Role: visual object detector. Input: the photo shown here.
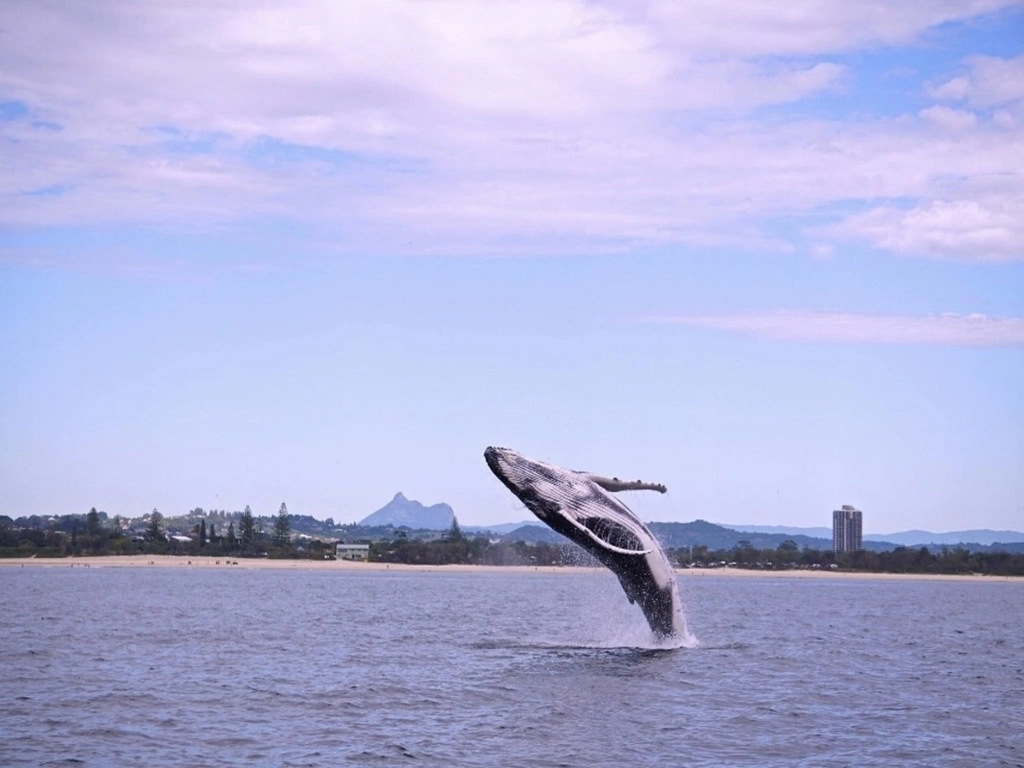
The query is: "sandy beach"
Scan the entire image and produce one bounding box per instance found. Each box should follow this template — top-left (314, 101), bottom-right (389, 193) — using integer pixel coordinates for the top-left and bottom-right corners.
top-left (0, 554), bottom-right (1019, 582)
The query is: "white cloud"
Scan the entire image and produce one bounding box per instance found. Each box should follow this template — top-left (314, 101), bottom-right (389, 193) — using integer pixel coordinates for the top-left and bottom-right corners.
top-left (919, 105), bottom-right (978, 131)
top-left (643, 0), bottom-right (1017, 57)
top-left (0, 1), bottom-right (1022, 262)
top-left (929, 76), bottom-right (972, 102)
top-left (827, 194), bottom-right (1024, 263)
top-left (929, 54), bottom-right (1024, 108)
top-left (643, 311), bottom-right (1024, 346)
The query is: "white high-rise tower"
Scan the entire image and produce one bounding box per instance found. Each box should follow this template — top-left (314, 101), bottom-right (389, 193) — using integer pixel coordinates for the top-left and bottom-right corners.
top-left (832, 505), bottom-right (863, 552)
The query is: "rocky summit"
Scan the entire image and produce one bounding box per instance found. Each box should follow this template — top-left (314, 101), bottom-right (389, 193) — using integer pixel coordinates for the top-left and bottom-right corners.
top-left (358, 492), bottom-right (455, 530)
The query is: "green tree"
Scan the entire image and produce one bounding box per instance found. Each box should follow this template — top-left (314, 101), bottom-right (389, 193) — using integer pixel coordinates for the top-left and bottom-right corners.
top-left (273, 503), bottom-right (291, 547)
top-left (199, 519), bottom-right (207, 548)
top-left (239, 506), bottom-right (256, 548)
top-left (86, 507), bottom-right (101, 538)
top-left (443, 516), bottom-right (468, 563)
top-left (147, 509), bottom-right (164, 541)
top-left (733, 540), bottom-right (757, 566)
top-left (226, 521), bottom-right (237, 547)
top-left (777, 539), bottom-right (799, 566)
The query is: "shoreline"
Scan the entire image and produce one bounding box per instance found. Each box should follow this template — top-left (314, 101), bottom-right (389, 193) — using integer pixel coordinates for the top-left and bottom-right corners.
top-left (0, 555), bottom-right (1019, 582)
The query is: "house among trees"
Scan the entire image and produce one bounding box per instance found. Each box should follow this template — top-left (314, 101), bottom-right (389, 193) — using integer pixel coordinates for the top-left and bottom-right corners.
top-left (335, 543), bottom-right (370, 561)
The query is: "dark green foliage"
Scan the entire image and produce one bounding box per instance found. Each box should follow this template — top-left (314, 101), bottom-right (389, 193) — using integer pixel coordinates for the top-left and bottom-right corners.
top-left (147, 509), bottom-right (164, 541)
top-left (648, 520), bottom-right (904, 552)
top-left (86, 507), bottom-right (101, 538)
top-left (372, 534), bottom-right (578, 567)
top-left (0, 524), bottom-right (66, 557)
top-left (666, 543), bottom-right (1024, 576)
top-left (1, 509), bottom-right (1022, 575)
top-left (239, 506), bottom-right (256, 548)
top-left (273, 503), bottom-right (291, 547)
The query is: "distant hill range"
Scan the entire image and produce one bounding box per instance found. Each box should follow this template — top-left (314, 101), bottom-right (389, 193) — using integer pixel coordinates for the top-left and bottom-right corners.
top-left (499, 524), bottom-right (566, 543)
top-left (648, 521), bottom-right (876, 551)
top-left (358, 493), bottom-right (455, 529)
top-left (723, 524), bottom-right (1024, 549)
top-left (865, 529), bottom-right (1024, 547)
top-left (463, 521), bottom-right (537, 536)
top-left (343, 498), bottom-right (1024, 553)
top-left (7, 501), bottom-right (1019, 554)
top-left (475, 519), bottom-right (1024, 553)
top-left (720, 524), bottom-right (834, 539)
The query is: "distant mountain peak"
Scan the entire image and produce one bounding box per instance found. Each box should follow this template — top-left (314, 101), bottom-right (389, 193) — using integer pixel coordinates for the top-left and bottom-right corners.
top-left (359, 493), bottom-right (454, 530)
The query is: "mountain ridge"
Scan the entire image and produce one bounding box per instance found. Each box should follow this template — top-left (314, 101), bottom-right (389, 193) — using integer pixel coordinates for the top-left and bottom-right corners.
top-left (353, 496), bottom-right (1023, 551)
top-left (492, 520), bottom-right (1024, 553)
top-left (358, 492), bottom-right (455, 529)
top-left (722, 524), bottom-right (1024, 547)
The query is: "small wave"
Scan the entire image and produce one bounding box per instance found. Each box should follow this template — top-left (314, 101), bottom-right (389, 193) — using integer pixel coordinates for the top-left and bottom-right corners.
top-left (473, 636), bottom-right (694, 654)
top-left (691, 641), bottom-right (752, 651)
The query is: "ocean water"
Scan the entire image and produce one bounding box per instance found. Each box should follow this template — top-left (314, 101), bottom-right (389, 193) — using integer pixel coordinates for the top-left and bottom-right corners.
top-left (2, 566), bottom-right (1022, 767)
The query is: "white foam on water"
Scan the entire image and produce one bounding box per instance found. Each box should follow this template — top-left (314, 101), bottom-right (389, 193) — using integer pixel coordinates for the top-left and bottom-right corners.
top-left (536, 569), bottom-right (699, 650)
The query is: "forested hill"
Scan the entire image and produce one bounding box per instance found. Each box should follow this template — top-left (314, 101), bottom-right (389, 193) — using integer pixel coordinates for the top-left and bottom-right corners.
top-left (491, 520), bottom-right (846, 550)
top-left (4, 511), bottom-right (1021, 554)
top-left (647, 521), bottom-right (866, 551)
top-left (645, 522), bottom-right (1024, 554)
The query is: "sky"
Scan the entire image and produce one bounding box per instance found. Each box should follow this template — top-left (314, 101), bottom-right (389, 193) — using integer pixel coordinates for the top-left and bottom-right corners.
top-left (1, 1), bottom-right (1022, 533)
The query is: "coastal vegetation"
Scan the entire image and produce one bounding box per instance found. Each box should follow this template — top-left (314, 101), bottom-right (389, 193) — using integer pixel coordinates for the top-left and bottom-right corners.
top-left (0, 507), bottom-right (332, 561)
top-left (2, 510), bottom-right (1023, 576)
top-left (669, 540), bottom-right (1024, 577)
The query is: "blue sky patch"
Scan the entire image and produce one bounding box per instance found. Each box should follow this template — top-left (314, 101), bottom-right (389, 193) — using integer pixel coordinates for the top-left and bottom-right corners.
top-left (0, 101), bottom-right (30, 121)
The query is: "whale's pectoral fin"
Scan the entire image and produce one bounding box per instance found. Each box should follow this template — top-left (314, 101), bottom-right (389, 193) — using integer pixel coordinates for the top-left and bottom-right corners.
top-left (562, 512), bottom-right (653, 556)
top-left (584, 474), bottom-right (667, 494)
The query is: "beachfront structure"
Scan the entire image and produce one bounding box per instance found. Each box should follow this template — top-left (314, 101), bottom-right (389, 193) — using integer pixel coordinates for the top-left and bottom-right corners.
top-left (832, 505), bottom-right (863, 552)
top-left (335, 543), bottom-right (370, 561)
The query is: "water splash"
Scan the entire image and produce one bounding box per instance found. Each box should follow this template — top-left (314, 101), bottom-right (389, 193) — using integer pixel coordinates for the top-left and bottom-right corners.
top-left (529, 568), bottom-right (698, 650)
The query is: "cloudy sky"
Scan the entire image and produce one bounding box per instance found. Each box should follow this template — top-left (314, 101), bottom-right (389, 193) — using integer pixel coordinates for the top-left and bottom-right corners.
top-left (2, 0), bottom-right (1022, 532)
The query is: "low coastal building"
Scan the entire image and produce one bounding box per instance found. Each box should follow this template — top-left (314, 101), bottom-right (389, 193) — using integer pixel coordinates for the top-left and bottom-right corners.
top-left (335, 543), bottom-right (370, 561)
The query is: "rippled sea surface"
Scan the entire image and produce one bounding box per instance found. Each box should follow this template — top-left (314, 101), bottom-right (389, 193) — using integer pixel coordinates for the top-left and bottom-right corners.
top-left (2, 566), bottom-right (1023, 767)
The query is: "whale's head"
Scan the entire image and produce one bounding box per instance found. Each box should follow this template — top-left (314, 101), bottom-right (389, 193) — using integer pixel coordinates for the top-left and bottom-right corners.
top-left (484, 446), bottom-right (570, 521)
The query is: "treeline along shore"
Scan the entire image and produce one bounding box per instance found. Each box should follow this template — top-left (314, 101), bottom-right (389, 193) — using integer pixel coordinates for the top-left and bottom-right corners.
top-left (3, 510), bottom-right (1023, 577)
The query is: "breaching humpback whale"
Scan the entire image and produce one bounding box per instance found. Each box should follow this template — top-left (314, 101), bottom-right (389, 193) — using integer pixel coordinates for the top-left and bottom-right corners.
top-left (484, 446), bottom-right (686, 639)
